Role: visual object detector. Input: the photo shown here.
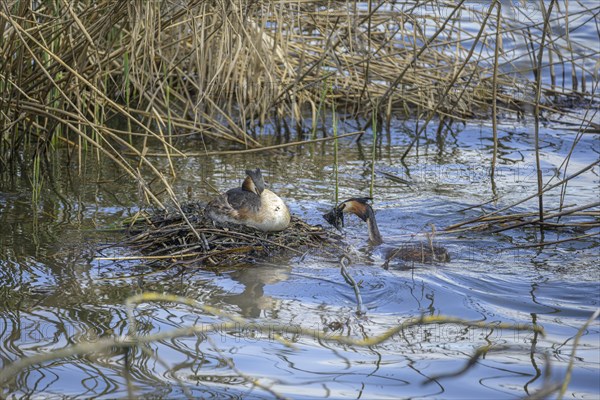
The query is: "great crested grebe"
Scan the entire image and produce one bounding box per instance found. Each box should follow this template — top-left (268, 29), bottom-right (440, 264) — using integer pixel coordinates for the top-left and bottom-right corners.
top-left (323, 197), bottom-right (449, 266)
top-left (205, 168), bottom-right (291, 232)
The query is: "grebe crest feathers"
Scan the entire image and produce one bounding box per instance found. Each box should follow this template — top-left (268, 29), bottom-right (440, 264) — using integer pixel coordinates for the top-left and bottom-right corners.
top-left (323, 197), bottom-right (449, 263)
top-left (323, 197), bottom-right (382, 245)
top-left (241, 168), bottom-right (265, 195)
top-left (206, 168), bottom-right (291, 232)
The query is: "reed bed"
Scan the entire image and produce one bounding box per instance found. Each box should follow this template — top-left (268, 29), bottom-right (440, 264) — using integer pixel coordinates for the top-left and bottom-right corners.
top-left (115, 202), bottom-right (341, 267)
top-left (2, 1), bottom-right (596, 167)
top-left (444, 159), bottom-right (600, 245)
top-left (1, 0), bottom-right (597, 233)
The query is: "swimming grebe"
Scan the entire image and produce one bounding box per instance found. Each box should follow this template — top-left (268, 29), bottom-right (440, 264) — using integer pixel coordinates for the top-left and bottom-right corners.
top-left (205, 168), bottom-right (291, 232)
top-left (323, 197), bottom-right (449, 265)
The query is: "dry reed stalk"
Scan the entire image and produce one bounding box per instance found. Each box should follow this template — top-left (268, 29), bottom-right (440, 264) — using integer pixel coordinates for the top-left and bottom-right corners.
top-left (490, 2), bottom-right (501, 183)
top-left (0, 0), bottom-right (597, 209)
top-left (532, 1), bottom-right (558, 230)
top-left (444, 159), bottom-right (599, 233)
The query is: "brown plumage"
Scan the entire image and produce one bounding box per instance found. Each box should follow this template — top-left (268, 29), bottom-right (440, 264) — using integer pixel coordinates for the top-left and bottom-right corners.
top-left (206, 168), bottom-right (291, 232)
top-left (323, 197), bottom-right (383, 245)
top-left (323, 198), bottom-right (449, 265)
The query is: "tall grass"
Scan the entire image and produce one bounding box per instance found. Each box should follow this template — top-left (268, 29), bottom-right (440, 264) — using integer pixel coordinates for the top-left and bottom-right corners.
top-left (0, 0), bottom-right (597, 206)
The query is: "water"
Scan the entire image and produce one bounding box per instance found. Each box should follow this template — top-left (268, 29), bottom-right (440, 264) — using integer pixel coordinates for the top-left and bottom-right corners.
top-left (2, 2), bottom-right (600, 398)
top-left (1, 113), bottom-right (598, 398)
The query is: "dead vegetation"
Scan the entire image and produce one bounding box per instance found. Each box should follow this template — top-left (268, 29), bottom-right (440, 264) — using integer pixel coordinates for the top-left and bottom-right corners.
top-left (109, 202), bottom-right (342, 267)
top-left (2, 1), bottom-right (597, 172)
top-left (1, 0), bottom-right (597, 234)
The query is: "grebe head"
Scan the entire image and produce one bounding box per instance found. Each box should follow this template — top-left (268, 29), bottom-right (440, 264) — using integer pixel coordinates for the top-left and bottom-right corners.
top-left (323, 197), bottom-right (383, 245)
top-left (206, 168), bottom-right (291, 232)
top-left (241, 168), bottom-right (265, 195)
top-left (324, 197), bottom-right (450, 265)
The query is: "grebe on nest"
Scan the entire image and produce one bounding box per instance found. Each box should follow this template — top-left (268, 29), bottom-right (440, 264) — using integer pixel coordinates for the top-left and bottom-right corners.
top-left (323, 197), bottom-right (449, 266)
top-left (205, 168), bottom-right (291, 232)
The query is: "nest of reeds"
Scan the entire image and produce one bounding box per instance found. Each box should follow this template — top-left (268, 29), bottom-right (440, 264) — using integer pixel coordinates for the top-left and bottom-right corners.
top-left (123, 202), bottom-right (341, 267)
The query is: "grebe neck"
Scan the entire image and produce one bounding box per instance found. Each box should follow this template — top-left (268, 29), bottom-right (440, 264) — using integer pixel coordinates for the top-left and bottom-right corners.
top-left (365, 209), bottom-right (383, 246)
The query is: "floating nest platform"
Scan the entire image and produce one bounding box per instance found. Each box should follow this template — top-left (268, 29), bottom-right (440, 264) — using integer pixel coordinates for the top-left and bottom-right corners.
top-left (123, 202), bottom-right (341, 267)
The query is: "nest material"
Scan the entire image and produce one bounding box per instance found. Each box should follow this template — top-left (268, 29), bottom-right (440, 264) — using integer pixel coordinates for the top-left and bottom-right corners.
top-left (124, 202), bottom-right (341, 267)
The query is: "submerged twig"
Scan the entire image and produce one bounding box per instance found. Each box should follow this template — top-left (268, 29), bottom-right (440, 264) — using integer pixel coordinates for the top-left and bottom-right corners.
top-left (339, 256), bottom-right (365, 315)
top-left (558, 308), bottom-right (600, 399)
top-left (0, 292), bottom-right (545, 389)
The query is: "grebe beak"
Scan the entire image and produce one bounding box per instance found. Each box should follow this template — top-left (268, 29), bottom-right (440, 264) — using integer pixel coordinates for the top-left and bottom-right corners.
top-left (323, 197), bottom-right (374, 229)
top-left (323, 197), bottom-right (383, 245)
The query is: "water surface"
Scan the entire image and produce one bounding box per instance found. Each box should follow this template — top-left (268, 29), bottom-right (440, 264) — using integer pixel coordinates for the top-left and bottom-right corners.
top-left (1, 1), bottom-right (600, 397)
top-left (1, 114), bottom-right (598, 398)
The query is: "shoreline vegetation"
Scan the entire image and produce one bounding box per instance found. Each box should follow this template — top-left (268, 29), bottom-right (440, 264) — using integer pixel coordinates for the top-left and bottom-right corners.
top-left (0, 0), bottom-right (598, 224)
top-left (1, 2), bottom-right (599, 398)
